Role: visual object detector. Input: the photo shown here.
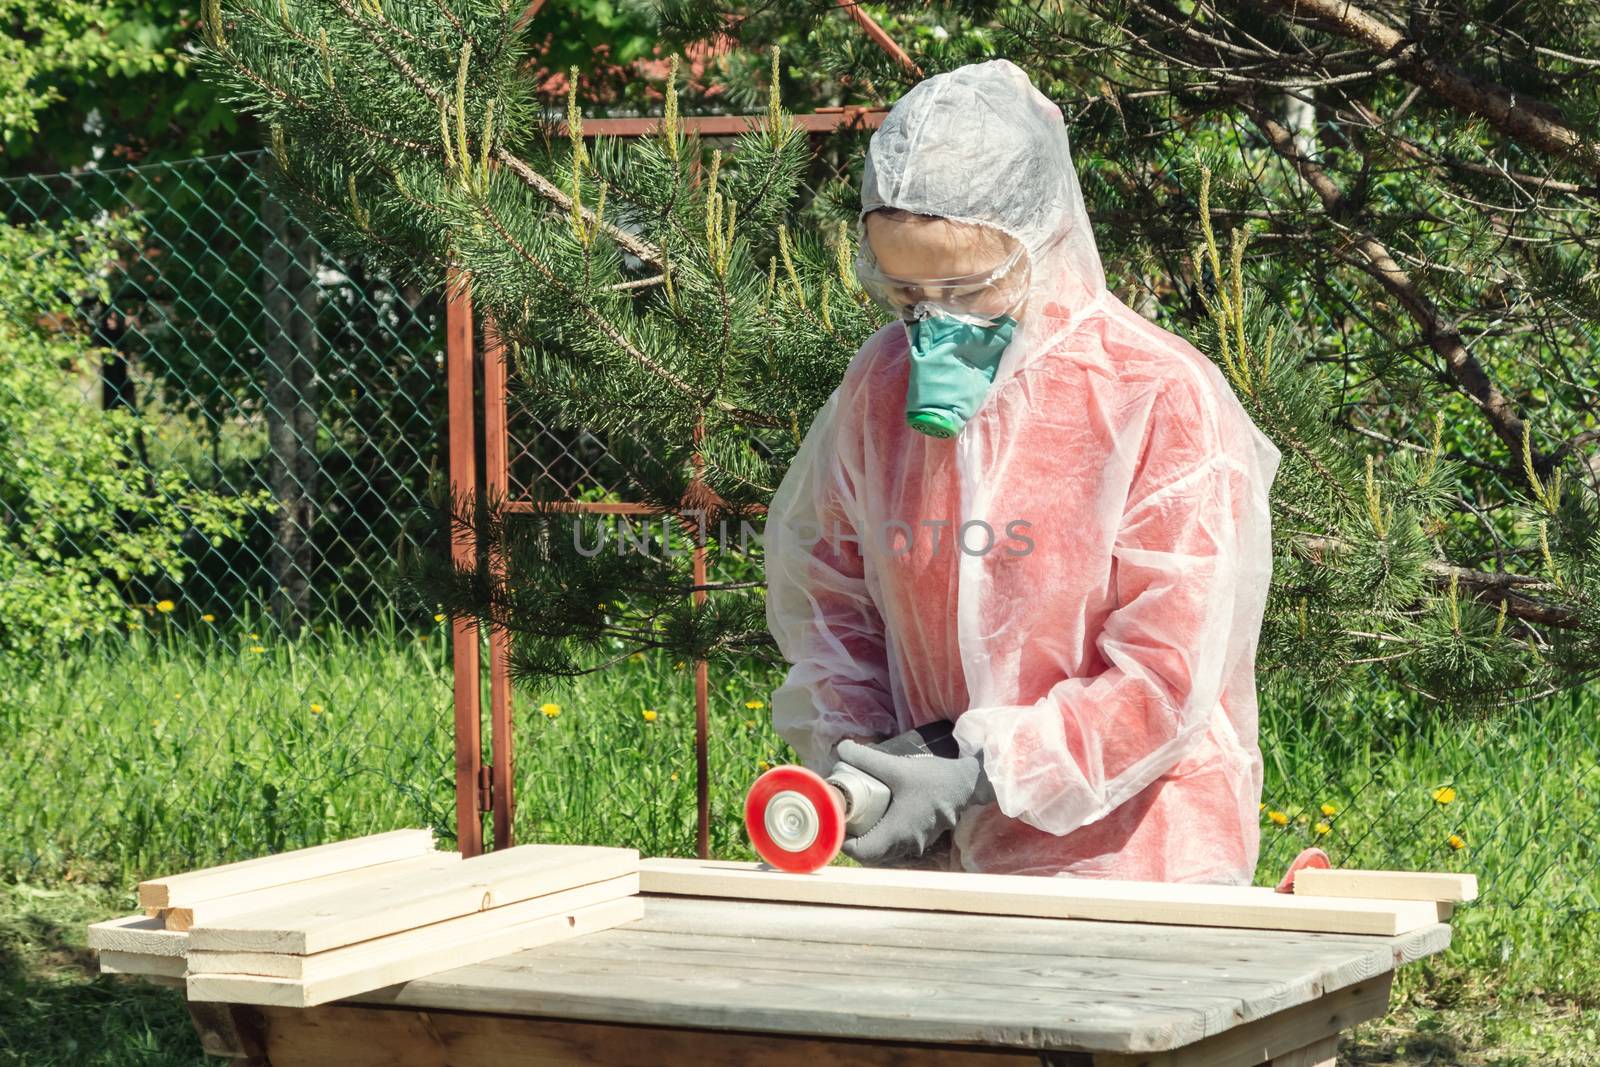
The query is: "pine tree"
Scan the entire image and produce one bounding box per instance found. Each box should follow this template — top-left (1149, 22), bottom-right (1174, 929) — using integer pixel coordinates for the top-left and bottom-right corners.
top-left (199, 5), bottom-right (885, 683)
top-left (200, 0), bottom-right (1600, 705)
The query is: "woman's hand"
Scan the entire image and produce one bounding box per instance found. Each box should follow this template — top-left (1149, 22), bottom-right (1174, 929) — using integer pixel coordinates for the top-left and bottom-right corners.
top-left (832, 740), bottom-right (985, 865)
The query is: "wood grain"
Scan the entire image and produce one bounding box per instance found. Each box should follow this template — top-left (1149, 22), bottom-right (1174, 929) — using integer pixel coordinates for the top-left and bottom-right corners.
top-left (138, 829), bottom-right (436, 909)
top-left (349, 894), bottom-right (1445, 1054)
top-left (1293, 868), bottom-right (1477, 903)
top-left (163, 852), bottom-right (463, 931)
top-left (188, 896), bottom-right (644, 1008)
top-left (1091, 977), bottom-right (1389, 1065)
top-left (188, 874), bottom-right (638, 979)
top-left (97, 949), bottom-right (186, 979)
top-left (188, 844), bottom-right (637, 954)
top-left (87, 914), bottom-right (187, 957)
top-left (639, 858), bottom-right (1439, 936)
top-left (256, 1003), bottom-right (1053, 1067)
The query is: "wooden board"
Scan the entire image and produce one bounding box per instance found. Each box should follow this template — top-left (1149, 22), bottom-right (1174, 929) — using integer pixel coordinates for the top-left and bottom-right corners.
top-left (87, 914), bottom-right (187, 957)
top-left (162, 851), bottom-right (463, 931)
top-left (187, 873), bottom-right (639, 978)
top-left (138, 829), bottom-right (437, 909)
top-left (187, 895), bottom-right (645, 1008)
top-left (98, 949), bottom-right (188, 980)
top-left (349, 894), bottom-right (1448, 1054)
top-left (189, 843), bottom-right (638, 955)
top-left (251, 1003), bottom-right (1046, 1067)
top-left (1293, 868), bottom-right (1478, 902)
top-left (1092, 978), bottom-right (1388, 1066)
top-left (638, 858), bottom-right (1439, 937)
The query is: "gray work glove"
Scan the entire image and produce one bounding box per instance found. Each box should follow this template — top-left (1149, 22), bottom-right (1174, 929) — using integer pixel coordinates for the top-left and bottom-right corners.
top-left (834, 738), bottom-right (985, 866)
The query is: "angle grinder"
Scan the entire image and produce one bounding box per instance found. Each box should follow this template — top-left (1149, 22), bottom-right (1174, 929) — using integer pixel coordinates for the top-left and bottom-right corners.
top-left (744, 720), bottom-right (960, 873)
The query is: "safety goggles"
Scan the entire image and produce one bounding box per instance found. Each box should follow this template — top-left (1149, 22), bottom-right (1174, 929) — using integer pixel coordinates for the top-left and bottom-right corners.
top-left (854, 240), bottom-right (1030, 322)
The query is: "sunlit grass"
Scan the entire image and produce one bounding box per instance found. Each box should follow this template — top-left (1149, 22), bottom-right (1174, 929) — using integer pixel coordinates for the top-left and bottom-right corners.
top-left (2, 618), bottom-right (1598, 1063)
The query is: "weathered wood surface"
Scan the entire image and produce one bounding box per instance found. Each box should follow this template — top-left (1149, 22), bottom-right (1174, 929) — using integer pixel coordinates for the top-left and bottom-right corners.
top-left (252, 1004), bottom-right (1050, 1067)
top-left (349, 894), bottom-right (1450, 1055)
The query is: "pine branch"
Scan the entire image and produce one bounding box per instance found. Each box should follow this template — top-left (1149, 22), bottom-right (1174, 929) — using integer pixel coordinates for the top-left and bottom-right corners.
top-left (1242, 0), bottom-right (1600, 180)
top-left (1241, 97), bottom-right (1540, 471)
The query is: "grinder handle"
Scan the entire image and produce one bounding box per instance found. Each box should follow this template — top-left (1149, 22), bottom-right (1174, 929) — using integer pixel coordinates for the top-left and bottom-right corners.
top-left (827, 720), bottom-right (961, 836)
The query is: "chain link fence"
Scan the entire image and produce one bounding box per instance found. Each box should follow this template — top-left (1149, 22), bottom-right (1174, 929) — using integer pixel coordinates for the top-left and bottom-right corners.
top-left (3, 145), bottom-right (1594, 974)
top-left (0, 150), bottom-right (459, 881)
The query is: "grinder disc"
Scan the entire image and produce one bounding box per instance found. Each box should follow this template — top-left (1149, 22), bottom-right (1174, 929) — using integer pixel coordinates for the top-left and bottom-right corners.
top-left (744, 764), bottom-right (845, 873)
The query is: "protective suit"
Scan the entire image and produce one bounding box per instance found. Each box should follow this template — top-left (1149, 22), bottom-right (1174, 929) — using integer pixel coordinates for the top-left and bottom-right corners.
top-left (763, 59), bottom-right (1282, 884)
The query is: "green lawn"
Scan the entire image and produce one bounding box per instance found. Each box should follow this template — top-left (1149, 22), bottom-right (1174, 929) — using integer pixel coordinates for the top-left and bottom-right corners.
top-left (2, 615), bottom-right (1597, 1065)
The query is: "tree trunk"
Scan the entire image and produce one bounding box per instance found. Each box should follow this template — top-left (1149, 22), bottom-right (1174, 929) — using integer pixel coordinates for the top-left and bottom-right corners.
top-left (261, 176), bottom-right (321, 637)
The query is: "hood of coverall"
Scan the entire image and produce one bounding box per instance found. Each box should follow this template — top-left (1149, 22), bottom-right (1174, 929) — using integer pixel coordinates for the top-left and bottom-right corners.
top-left (857, 58), bottom-right (1108, 383)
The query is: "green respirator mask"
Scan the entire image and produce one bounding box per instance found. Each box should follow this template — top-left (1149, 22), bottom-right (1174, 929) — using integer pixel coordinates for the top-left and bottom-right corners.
top-left (902, 307), bottom-right (1019, 439)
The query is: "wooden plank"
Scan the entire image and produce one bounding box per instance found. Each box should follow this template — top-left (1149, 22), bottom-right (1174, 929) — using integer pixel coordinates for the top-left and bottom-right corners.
top-left (1293, 868), bottom-right (1477, 902)
top-left (348, 894), bottom-right (1449, 1054)
top-left (98, 949), bottom-right (187, 979)
top-left (188, 895), bottom-right (644, 1008)
top-left (88, 914), bottom-right (187, 957)
top-left (1269, 1035), bottom-right (1338, 1067)
top-left (187, 1002), bottom-right (267, 1063)
top-left (188, 873), bottom-right (638, 978)
top-left (163, 852), bottom-right (463, 931)
top-left (625, 895), bottom-right (1452, 974)
top-left (138, 829), bottom-right (437, 909)
top-left (639, 858), bottom-right (1438, 936)
top-left (189, 843), bottom-right (638, 954)
top-left (1091, 975), bottom-right (1389, 1065)
top-left (255, 1003), bottom-right (1052, 1067)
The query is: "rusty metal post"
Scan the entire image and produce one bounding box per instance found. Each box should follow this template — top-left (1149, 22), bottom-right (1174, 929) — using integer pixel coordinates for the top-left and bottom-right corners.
top-left (689, 422), bottom-right (711, 860)
top-left (447, 276), bottom-right (484, 858)
top-left (482, 318), bottom-right (516, 850)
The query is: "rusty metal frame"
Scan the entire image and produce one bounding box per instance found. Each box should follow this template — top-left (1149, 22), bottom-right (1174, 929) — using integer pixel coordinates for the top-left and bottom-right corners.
top-left (450, 49), bottom-right (900, 859)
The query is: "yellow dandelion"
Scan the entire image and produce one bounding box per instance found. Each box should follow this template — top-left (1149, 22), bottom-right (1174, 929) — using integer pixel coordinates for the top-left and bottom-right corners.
top-left (1447, 833), bottom-right (1466, 851)
top-left (670, 771), bottom-right (679, 781)
top-left (744, 699), bottom-right (765, 710)
top-left (674, 660), bottom-right (686, 670)
top-left (248, 632), bottom-right (259, 639)
top-left (757, 759), bottom-right (771, 772)
top-left (642, 709), bottom-right (658, 722)
top-left (1320, 802), bottom-right (1338, 817)
top-left (310, 703), bottom-right (324, 714)
top-left (155, 599), bottom-right (175, 613)
top-left (1432, 786), bottom-right (1457, 805)
top-left (201, 613), bottom-right (215, 623)
top-left (251, 645), bottom-right (266, 654)
top-left (1267, 810), bottom-right (1289, 826)
top-left (1314, 821), bottom-right (1331, 835)
top-left (1259, 802), bottom-right (1267, 811)
top-left (434, 613), bottom-right (447, 623)
top-left (540, 702), bottom-right (561, 719)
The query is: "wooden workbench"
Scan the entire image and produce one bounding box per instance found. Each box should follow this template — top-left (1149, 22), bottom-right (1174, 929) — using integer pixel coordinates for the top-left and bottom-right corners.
top-left (186, 892), bottom-right (1451, 1067)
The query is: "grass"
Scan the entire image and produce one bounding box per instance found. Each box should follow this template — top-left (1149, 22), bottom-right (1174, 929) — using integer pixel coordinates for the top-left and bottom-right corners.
top-left (3, 612), bottom-right (1598, 1065)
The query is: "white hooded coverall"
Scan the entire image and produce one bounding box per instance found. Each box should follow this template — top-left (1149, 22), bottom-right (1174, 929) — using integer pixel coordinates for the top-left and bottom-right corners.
top-left (764, 59), bottom-right (1282, 884)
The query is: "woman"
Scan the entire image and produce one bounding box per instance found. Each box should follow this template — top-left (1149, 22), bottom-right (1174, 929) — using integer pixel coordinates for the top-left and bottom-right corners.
top-left (762, 59), bottom-right (1283, 885)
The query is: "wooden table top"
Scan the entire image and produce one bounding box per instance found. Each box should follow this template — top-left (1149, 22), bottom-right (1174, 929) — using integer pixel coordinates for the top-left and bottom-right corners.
top-left (351, 893), bottom-right (1452, 1055)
